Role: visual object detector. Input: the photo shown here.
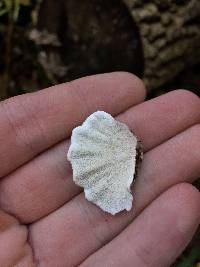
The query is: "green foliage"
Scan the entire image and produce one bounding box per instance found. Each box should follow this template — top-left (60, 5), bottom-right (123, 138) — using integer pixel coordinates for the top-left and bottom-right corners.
top-left (0, 0), bottom-right (31, 21)
top-left (175, 247), bottom-right (200, 267)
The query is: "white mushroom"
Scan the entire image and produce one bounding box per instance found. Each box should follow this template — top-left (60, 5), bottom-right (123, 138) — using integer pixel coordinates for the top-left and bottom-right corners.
top-left (67, 111), bottom-right (142, 215)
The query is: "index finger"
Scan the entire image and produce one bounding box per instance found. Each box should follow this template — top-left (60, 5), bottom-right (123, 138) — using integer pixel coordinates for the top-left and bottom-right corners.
top-left (0, 72), bottom-right (145, 177)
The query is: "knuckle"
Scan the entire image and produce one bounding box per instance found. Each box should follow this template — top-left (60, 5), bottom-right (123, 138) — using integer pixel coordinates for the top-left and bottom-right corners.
top-left (0, 97), bottom-right (23, 132)
top-left (0, 95), bottom-right (36, 152)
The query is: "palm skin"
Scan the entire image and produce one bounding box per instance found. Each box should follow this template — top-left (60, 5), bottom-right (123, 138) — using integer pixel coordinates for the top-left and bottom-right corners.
top-left (0, 72), bottom-right (199, 267)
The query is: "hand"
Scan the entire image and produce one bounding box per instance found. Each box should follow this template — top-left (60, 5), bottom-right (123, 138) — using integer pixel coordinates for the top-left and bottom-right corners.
top-left (0, 72), bottom-right (199, 267)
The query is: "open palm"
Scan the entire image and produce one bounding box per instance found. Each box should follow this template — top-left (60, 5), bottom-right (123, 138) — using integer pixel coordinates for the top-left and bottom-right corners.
top-left (0, 72), bottom-right (199, 267)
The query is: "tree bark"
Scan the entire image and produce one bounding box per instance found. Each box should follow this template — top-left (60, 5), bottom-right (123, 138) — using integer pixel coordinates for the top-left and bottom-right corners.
top-left (35, 0), bottom-right (200, 90)
top-left (123, 0), bottom-right (200, 89)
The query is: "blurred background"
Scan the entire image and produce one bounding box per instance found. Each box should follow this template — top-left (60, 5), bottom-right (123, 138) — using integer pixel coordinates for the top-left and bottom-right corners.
top-left (0, 0), bottom-right (199, 266)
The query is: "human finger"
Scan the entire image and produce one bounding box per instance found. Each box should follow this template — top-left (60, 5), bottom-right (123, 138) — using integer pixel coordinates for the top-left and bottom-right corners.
top-left (0, 72), bottom-right (145, 177)
top-left (80, 183), bottom-right (200, 267)
top-left (117, 89), bottom-right (200, 151)
top-left (133, 124), bottom-right (200, 212)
